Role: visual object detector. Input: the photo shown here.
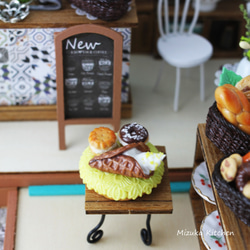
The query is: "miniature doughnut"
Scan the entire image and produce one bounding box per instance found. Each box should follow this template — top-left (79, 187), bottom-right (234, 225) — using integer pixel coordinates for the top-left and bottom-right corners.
top-left (236, 162), bottom-right (250, 196)
top-left (118, 122), bottom-right (149, 146)
top-left (88, 127), bottom-right (117, 155)
top-left (220, 157), bottom-right (238, 182)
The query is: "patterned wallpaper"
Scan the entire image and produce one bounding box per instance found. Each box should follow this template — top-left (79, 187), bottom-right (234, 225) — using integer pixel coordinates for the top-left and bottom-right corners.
top-left (0, 27), bottom-right (131, 106)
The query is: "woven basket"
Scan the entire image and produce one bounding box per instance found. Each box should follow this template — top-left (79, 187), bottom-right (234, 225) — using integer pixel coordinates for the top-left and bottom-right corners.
top-left (212, 153), bottom-right (250, 226)
top-left (69, 0), bottom-right (131, 21)
top-left (206, 102), bottom-right (250, 155)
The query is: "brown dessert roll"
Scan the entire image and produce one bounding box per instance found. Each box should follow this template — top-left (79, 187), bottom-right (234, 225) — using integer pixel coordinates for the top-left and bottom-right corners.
top-left (89, 142), bottom-right (152, 179)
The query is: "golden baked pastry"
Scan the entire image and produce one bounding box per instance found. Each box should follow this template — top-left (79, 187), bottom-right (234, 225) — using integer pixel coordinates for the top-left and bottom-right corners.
top-left (236, 75), bottom-right (250, 101)
top-left (220, 157), bottom-right (238, 182)
top-left (88, 127), bottom-right (117, 154)
top-left (215, 84), bottom-right (250, 134)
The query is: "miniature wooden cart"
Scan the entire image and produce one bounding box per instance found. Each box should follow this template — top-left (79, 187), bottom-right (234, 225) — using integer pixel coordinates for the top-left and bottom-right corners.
top-left (85, 146), bottom-right (173, 246)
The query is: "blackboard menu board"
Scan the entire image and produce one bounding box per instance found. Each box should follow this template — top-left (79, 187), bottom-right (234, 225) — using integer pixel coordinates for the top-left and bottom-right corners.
top-left (63, 33), bottom-right (114, 119)
top-left (55, 24), bottom-right (122, 150)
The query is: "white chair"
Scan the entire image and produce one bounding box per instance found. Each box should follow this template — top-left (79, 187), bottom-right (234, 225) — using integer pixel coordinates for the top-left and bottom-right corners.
top-left (154, 0), bottom-right (213, 111)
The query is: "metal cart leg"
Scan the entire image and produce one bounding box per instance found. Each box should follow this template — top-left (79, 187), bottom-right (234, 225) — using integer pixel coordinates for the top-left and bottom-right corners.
top-left (87, 214), bottom-right (152, 245)
top-left (87, 214), bottom-right (106, 243)
top-left (140, 214), bottom-right (152, 246)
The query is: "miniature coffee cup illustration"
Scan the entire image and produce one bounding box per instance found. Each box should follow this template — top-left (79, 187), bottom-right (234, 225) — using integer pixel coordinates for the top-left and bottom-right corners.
top-left (98, 58), bottom-right (112, 71)
top-left (82, 78), bottom-right (94, 89)
top-left (98, 81), bottom-right (111, 90)
top-left (98, 94), bottom-right (111, 107)
top-left (65, 78), bottom-right (78, 88)
top-left (83, 97), bottom-right (95, 107)
top-left (82, 59), bottom-right (94, 72)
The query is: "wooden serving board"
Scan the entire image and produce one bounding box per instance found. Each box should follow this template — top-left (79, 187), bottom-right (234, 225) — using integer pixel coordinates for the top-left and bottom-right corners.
top-left (85, 146), bottom-right (173, 215)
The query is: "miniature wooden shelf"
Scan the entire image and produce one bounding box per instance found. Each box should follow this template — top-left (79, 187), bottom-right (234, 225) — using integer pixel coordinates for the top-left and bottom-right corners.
top-left (0, 0), bottom-right (138, 29)
top-left (152, 0), bottom-right (244, 58)
top-left (191, 124), bottom-right (250, 250)
top-left (0, 91), bottom-right (132, 121)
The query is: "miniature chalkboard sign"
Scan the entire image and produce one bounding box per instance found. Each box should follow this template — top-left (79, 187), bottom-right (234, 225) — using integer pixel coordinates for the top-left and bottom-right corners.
top-left (55, 24), bottom-right (123, 150)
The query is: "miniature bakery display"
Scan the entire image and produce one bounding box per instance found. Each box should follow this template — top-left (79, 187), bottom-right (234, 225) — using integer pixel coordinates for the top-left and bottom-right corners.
top-left (79, 123), bottom-right (166, 201)
top-left (205, 69), bottom-right (250, 226)
top-left (220, 152), bottom-right (250, 199)
top-left (215, 83), bottom-right (250, 135)
top-left (206, 70), bottom-right (250, 155)
top-left (212, 151), bottom-right (250, 226)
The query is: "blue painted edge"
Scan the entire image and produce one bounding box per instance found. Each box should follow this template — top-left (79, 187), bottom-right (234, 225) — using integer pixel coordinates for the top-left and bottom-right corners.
top-left (29, 184), bottom-right (85, 196)
top-left (170, 181), bottom-right (191, 193)
top-left (28, 182), bottom-right (191, 196)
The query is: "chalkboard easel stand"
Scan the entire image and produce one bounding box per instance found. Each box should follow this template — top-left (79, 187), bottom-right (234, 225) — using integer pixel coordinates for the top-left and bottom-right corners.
top-left (57, 117), bottom-right (121, 150)
top-left (55, 24), bottom-right (123, 150)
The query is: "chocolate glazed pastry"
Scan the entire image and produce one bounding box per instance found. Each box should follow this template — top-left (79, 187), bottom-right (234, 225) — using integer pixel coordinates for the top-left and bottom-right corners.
top-left (89, 142), bottom-right (153, 179)
top-left (236, 162), bottom-right (250, 192)
top-left (119, 123), bottom-right (148, 144)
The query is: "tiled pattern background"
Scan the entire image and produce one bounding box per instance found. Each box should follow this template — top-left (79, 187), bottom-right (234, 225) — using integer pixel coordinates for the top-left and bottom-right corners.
top-left (0, 27), bottom-right (131, 106)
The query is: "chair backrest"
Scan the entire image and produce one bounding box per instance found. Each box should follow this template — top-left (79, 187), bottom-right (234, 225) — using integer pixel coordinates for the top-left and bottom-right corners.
top-left (157, 0), bottom-right (200, 37)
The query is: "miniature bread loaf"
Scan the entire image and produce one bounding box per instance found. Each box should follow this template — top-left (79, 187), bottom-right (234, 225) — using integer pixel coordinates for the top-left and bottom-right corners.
top-left (229, 153), bottom-right (243, 167)
top-left (215, 84), bottom-right (250, 135)
top-left (220, 157), bottom-right (238, 182)
top-left (242, 181), bottom-right (250, 199)
top-left (236, 75), bottom-right (250, 101)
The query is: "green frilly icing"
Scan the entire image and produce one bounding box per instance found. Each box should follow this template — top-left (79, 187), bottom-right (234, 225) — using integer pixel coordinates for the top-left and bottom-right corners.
top-left (79, 142), bottom-right (165, 201)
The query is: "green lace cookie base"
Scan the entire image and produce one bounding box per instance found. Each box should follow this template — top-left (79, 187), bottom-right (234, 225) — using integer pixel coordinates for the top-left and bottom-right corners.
top-left (79, 142), bottom-right (165, 201)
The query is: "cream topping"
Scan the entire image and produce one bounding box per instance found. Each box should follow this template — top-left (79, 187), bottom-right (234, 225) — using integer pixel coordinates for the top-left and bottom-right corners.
top-left (123, 148), bottom-right (165, 175)
top-left (90, 142), bottom-right (117, 155)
